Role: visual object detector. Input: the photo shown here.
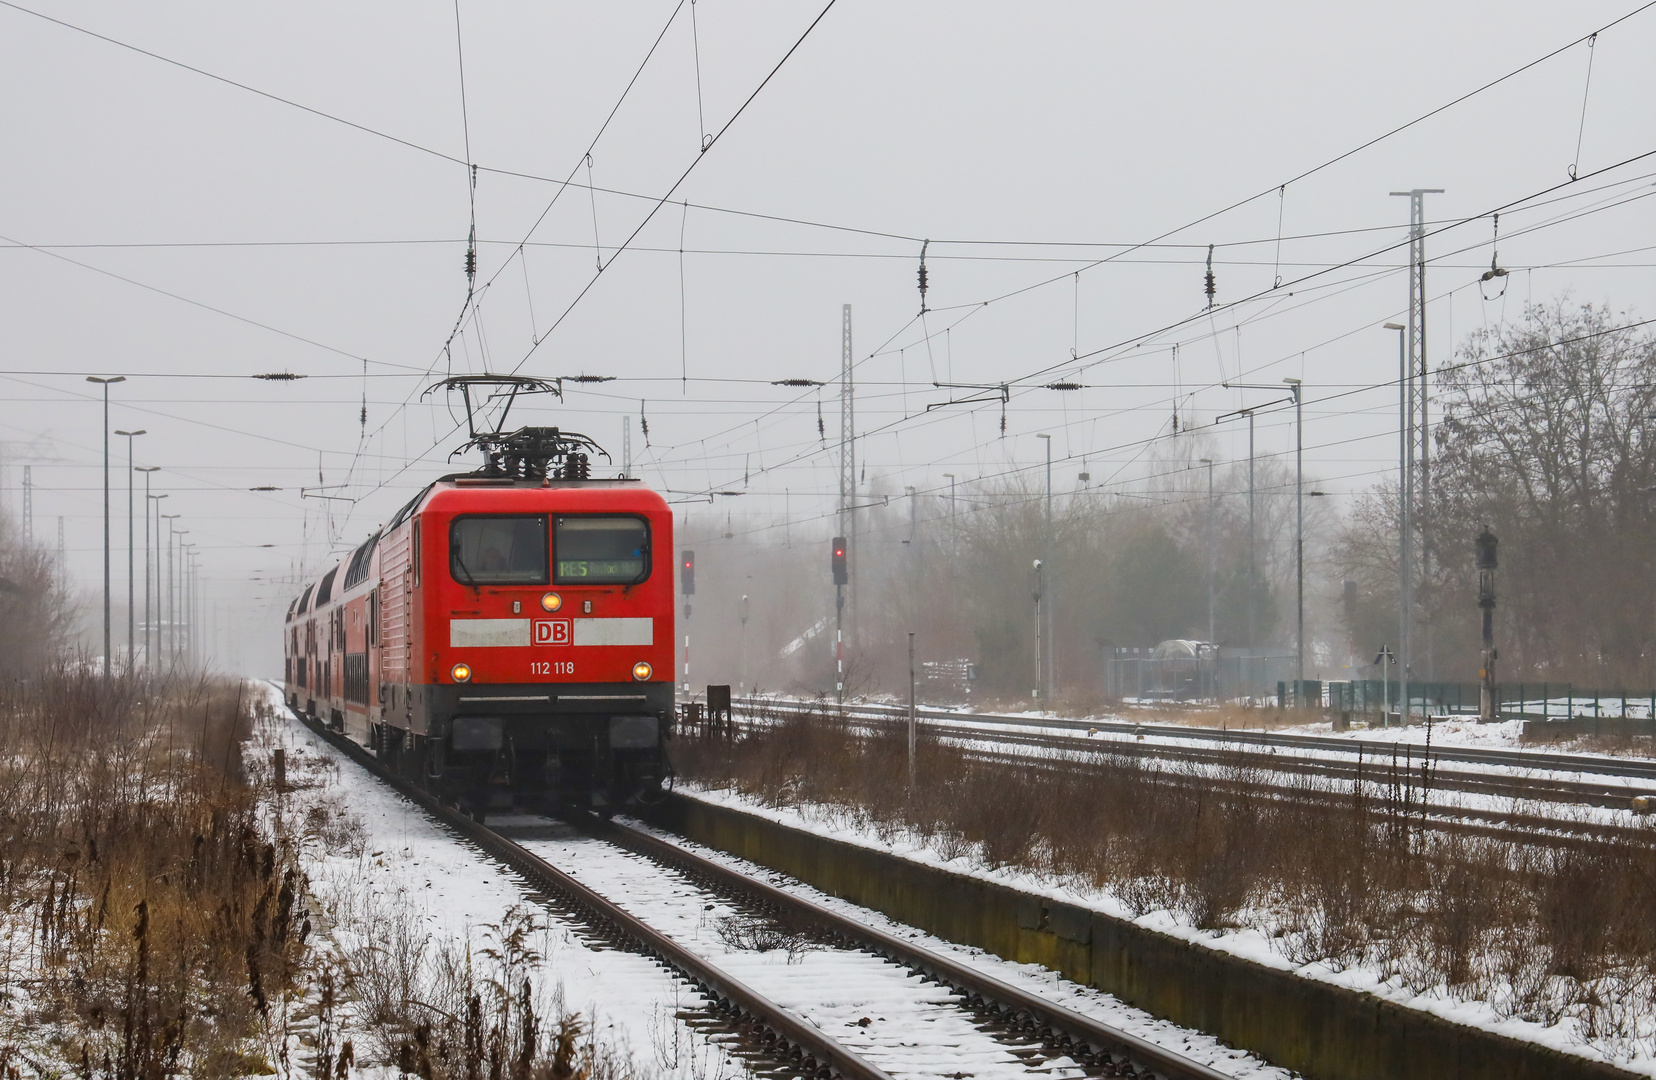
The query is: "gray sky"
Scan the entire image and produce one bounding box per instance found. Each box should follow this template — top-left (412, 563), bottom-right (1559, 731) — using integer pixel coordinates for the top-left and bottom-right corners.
top-left (3, 0), bottom-right (1654, 670)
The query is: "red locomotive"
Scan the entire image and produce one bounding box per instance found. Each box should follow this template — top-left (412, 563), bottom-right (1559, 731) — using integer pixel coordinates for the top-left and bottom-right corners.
top-left (284, 379), bottom-right (674, 814)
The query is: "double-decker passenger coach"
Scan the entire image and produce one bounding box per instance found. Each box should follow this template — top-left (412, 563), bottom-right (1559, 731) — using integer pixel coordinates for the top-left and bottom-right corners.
top-left (284, 382), bottom-right (674, 815)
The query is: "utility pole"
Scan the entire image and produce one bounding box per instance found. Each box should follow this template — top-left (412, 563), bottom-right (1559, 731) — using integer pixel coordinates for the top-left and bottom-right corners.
top-left (1037, 433), bottom-right (1053, 702)
top-left (1245, 410), bottom-right (1255, 647)
top-left (1384, 321), bottom-right (1410, 725)
top-left (1200, 457), bottom-right (1215, 648)
top-left (839, 303), bottom-right (855, 648)
top-left (1385, 322), bottom-right (1410, 725)
top-left (56, 517), bottom-right (64, 568)
top-left (1284, 378), bottom-right (1304, 685)
top-left (115, 429), bottom-right (146, 672)
top-left (87, 375), bottom-right (125, 681)
top-left (1390, 188), bottom-right (1442, 682)
top-left (20, 465), bottom-right (31, 547)
top-left (941, 473), bottom-right (957, 556)
top-left (622, 416), bottom-right (632, 478)
top-left (907, 631), bottom-right (917, 787)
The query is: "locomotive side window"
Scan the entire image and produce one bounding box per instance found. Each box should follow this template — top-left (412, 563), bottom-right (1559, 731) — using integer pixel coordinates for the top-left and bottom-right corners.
top-left (553, 515), bottom-right (649, 584)
top-left (450, 515), bottom-right (549, 585)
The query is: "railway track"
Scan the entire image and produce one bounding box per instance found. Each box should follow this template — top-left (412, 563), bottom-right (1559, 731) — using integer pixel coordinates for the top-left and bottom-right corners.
top-left (716, 698), bottom-right (1656, 852)
top-left (738, 698), bottom-right (1656, 812)
top-left (742, 697), bottom-right (1656, 787)
top-left (286, 703), bottom-right (1247, 1080)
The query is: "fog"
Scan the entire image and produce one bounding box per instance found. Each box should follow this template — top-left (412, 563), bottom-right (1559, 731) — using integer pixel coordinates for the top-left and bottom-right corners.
top-left (3, 2), bottom-right (1655, 682)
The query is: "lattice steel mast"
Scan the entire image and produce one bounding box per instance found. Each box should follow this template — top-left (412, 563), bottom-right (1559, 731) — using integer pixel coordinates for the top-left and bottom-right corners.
top-left (1390, 187), bottom-right (1441, 689)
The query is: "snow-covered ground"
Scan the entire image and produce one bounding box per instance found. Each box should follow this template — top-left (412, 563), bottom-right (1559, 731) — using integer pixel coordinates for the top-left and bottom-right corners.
top-left (267, 693), bottom-right (743, 1079)
top-left (675, 782), bottom-right (1656, 1077)
top-left (270, 690), bottom-right (1288, 1079)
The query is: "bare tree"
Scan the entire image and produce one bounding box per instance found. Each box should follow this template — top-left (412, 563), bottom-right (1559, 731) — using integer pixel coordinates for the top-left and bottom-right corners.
top-left (1340, 299), bottom-right (1656, 685)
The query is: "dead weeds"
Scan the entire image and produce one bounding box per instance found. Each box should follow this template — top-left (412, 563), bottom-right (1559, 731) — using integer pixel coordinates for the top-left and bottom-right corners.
top-left (679, 700), bottom-right (1656, 1054)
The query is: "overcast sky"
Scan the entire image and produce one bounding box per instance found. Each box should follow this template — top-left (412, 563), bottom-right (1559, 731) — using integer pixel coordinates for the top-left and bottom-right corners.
top-left (3, 0), bottom-right (1654, 670)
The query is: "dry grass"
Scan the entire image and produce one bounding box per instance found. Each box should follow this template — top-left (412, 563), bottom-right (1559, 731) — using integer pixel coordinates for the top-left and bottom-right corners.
top-left (0, 663), bottom-right (303, 1077)
top-left (1113, 700), bottom-right (1314, 731)
top-left (679, 702), bottom-right (1656, 1059)
top-left (0, 664), bottom-right (660, 1080)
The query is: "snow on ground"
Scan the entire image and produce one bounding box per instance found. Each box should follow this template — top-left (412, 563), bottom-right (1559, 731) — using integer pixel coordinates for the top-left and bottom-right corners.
top-left (674, 783), bottom-right (1656, 1077)
top-left (266, 687), bottom-right (1286, 1079)
top-left (266, 693), bottom-right (737, 1079)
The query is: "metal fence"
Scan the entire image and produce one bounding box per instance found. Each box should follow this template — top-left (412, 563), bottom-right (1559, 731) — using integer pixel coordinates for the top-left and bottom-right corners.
top-left (1281, 678), bottom-right (1656, 723)
top-left (1103, 646), bottom-right (1296, 702)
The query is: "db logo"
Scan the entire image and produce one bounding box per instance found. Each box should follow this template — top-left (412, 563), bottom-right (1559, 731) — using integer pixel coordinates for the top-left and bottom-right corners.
top-left (532, 619), bottom-right (571, 646)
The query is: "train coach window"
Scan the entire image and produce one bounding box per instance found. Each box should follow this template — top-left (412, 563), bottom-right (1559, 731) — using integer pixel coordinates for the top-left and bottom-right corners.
top-left (553, 515), bottom-right (649, 584)
top-left (450, 515), bottom-right (549, 585)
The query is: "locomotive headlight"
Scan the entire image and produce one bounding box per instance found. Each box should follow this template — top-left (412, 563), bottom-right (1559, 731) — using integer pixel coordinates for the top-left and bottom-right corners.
top-left (632, 661), bottom-right (652, 682)
top-left (540, 592), bottom-right (563, 612)
top-left (451, 662), bottom-right (472, 683)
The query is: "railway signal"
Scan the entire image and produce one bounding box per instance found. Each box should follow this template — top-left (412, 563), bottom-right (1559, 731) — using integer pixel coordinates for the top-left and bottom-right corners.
top-left (681, 550), bottom-right (696, 595)
top-left (831, 536), bottom-right (848, 585)
top-left (1477, 529), bottom-right (1499, 723)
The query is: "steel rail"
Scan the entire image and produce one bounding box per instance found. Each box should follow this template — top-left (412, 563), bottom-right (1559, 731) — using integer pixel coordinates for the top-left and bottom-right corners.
top-left (918, 719), bottom-right (1654, 813)
top-left (287, 705), bottom-right (893, 1080)
top-left (943, 745), bottom-right (1640, 853)
top-left (734, 696), bottom-right (1656, 781)
top-left (593, 815), bottom-right (1237, 1080)
top-left (711, 706), bottom-right (1656, 848)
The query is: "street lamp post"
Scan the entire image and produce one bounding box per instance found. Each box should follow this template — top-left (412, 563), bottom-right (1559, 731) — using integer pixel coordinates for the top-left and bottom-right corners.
top-left (115, 429), bottom-right (146, 671)
top-left (182, 544), bottom-right (197, 667)
top-left (161, 516), bottom-right (181, 667)
top-left (1031, 558), bottom-right (1044, 702)
top-left (142, 484), bottom-right (165, 668)
top-left (86, 375), bottom-right (125, 680)
top-left (738, 594), bottom-right (750, 692)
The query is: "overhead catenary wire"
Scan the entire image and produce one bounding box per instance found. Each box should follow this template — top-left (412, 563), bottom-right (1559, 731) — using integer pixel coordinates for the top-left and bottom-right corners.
top-left (15, 0), bottom-right (1656, 561)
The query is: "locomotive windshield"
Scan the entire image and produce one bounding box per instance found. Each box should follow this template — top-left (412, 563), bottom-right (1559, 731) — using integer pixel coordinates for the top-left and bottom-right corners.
top-left (450, 515), bottom-right (549, 585)
top-left (553, 515), bottom-right (649, 584)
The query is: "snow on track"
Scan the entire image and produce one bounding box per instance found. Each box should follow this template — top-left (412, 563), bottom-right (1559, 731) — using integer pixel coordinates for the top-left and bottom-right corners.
top-left (614, 817), bottom-right (1288, 1080)
top-left (518, 825), bottom-right (1117, 1079)
top-left (276, 703), bottom-right (705, 1073)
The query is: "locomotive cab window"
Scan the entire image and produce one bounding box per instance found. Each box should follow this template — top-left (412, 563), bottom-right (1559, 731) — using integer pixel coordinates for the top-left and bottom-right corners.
top-left (554, 515), bottom-right (649, 584)
top-left (450, 515), bottom-right (549, 585)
